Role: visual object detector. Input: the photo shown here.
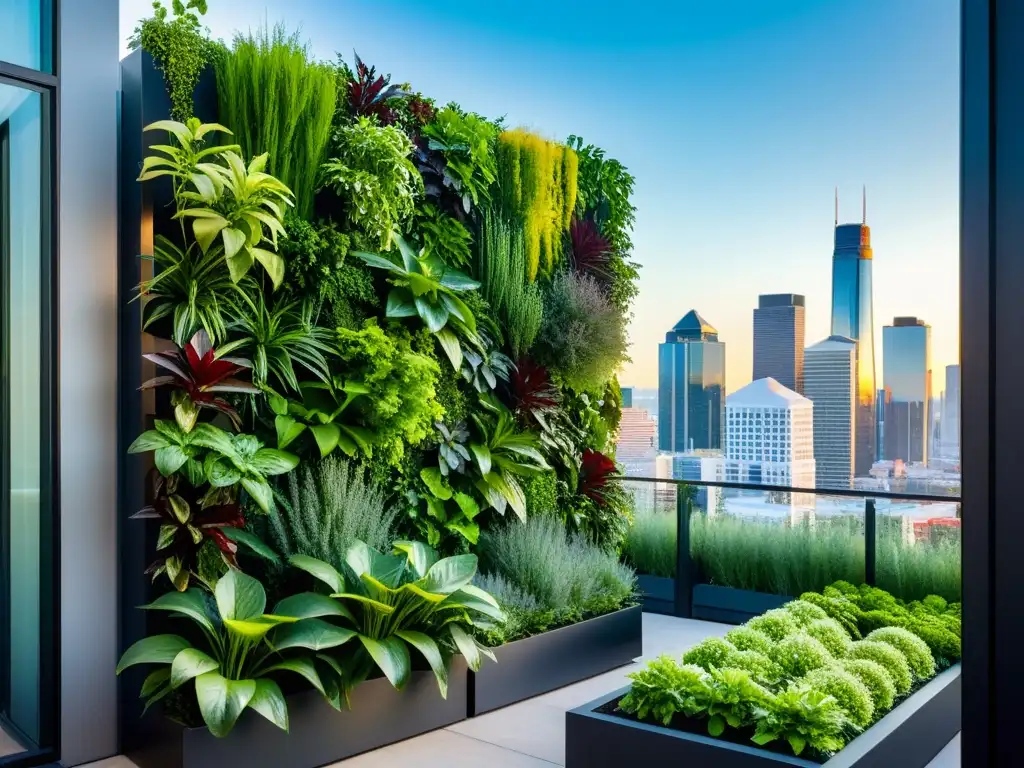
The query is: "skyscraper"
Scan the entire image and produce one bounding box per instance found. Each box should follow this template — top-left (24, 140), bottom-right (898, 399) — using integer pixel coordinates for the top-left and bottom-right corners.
top-left (804, 335), bottom-right (857, 489)
top-left (658, 310), bottom-right (726, 452)
top-left (942, 365), bottom-right (961, 460)
top-left (830, 201), bottom-right (876, 476)
top-left (753, 294), bottom-right (806, 393)
top-left (882, 317), bottom-right (932, 464)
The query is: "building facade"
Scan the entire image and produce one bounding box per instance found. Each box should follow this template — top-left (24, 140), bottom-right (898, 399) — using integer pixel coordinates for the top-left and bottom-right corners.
top-left (753, 294), bottom-right (806, 393)
top-left (616, 396), bottom-right (658, 478)
top-left (882, 317), bottom-right (933, 464)
top-left (658, 310), bottom-right (726, 452)
top-left (942, 364), bottom-right (961, 460)
top-left (655, 450), bottom-right (724, 513)
top-left (830, 221), bottom-right (876, 477)
top-left (804, 336), bottom-right (857, 489)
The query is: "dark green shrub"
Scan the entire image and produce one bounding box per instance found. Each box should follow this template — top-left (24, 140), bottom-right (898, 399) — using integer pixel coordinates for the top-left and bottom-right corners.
top-left (802, 667), bottom-right (874, 728)
top-left (725, 626), bottom-right (773, 656)
top-left (836, 658), bottom-right (896, 712)
top-left (770, 633), bottom-right (833, 678)
top-left (805, 618), bottom-right (852, 658)
top-left (747, 609), bottom-right (799, 642)
top-left (682, 637), bottom-right (735, 671)
top-left (866, 627), bottom-right (935, 680)
top-left (848, 640), bottom-right (912, 695)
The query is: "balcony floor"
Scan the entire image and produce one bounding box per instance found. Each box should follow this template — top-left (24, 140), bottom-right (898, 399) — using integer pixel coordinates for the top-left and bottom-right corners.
top-left (86, 613), bottom-right (959, 767)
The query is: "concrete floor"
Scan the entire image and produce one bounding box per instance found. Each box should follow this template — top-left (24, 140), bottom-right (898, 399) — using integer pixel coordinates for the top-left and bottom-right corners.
top-left (83, 613), bottom-right (959, 767)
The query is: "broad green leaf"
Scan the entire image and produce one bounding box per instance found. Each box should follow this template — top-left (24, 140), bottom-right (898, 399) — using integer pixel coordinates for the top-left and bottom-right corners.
top-left (274, 415), bottom-right (306, 450)
top-left (444, 584), bottom-right (504, 621)
top-left (274, 592), bottom-right (354, 622)
top-left (225, 246), bottom-right (255, 284)
top-left (195, 672), bottom-right (256, 738)
top-left (222, 227), bottom-right (246, 261)
top-left (392, 541), bottom-right (439, 580)
top-left (309, 423), bottom-right (341, 457)
top-left (221, 527), bottom-right (281, 564)
top-left (447, 520), bottom-right (480, 544)
top-left (421, 554), bottom-right (477, 594)
top-left (475, 477), bottom-right (508, 515)
top-left (267, 391), bottom-right (289, 416)
top-left (788, 735), bottom-right (807, 756)
top-left (453, 493), bottom-right (480, 521)
top-left (329, 592), bottom-right (396, 615)
top-left (215, 568), bottom-right (266, 621)
top-left (440, 292), bottom-right (476, 333)
top-left (469, 443), bottom-right (491, 475)
top-left (339, 425), bottom-right (374, 455)
top-left (191, 423), bottom-right (237, 455)
top-left (438, 269), bottom-right (481, 292)
top-left (144, 119), bottom-right (193, 144)
top-left (289, 554), bottom-right (346, 593)
top-left (395, 235), bottom-right (419, 272)
top-left (128, 429), bottom-right (171, 453)
top-left (344, 540), bottom-right (407, 588)
top-left (142, 589), bottom-right (216, 634)
top-left (359, 635), bottom-right (411, 691)
top-left (170, 648), bottom-right (219, 689)
top-left (154, 445), bottom-right (190, 476)
top-left (241, 476), bottom-right (275, 514)
top-left (205, 455), bottom-right (242, 487)
top-left (263, 657), bottom-right (325, 695)
top-left (415, 296), bottom-right (449, 333)
top-left (396, 630), bottom-right (449, 698)
top-left (140, 668), bottom-right (171, 698)
top-left (250, 448), bottom-right (299, 476)
top-left (434, 327), bottom-right (462, 370)
top-left (116, 635), bottom-right (191, 674)
top-left (249, 679), bottom-right (289, 732)
top-left (449, 624), bottom-right (481, 672)
top-left (223, 616), bottom-right (293, 640)
top-left (425, 495), bottom-right (447, 521)
top-left (252, 248), bottom-right (285, 289)
top-left (156, 524), bottom-right (178, 551)
top-left (191, 214), bottom-right (230, 254)
top-left (353, 250), bottom-right (401, 272)
top-left (272, 619), bottom-right (357, 652)
top-left (407, 271), bottom-right (439, 297)
top-left (167, 495), bottom-right (191, 525)
top-left (419, 467), bottom-right (453, 500)
top-left (707, 714), bottom-right (726, 737)
top-left (401, 582), bottom-right (447, 603)
top-left (385, 288), bottom-right (418, 318)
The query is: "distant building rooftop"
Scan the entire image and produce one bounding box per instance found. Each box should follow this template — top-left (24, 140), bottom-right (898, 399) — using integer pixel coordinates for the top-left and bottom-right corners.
top-left (727, 377), bottom-right (811, 408)
top-left (666, 310), bottom-right (719, 342)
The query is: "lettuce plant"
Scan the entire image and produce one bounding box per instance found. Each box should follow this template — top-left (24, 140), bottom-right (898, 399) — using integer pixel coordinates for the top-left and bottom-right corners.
top-left (782, 599), bottom-right (831, 628)
top-left (836, 658), bottom-right (896, 712)
top-left (847, 640), bottom-right (912, 695)
top-left (619, 657), bottom-right (711, 725)
top-left (724, 649), bottom-right (783, 687)
top-left (725, 626), bottom-right (773, 656)
top-left (117, 569), bottom-right (343, 737)
top-left (770, 633), bottom-right (833, 678)
top-left (705, 667), bottom-right (773, 736)
top-left (802, 667), bottom-right (874, 728)
top-left (805, 618), bottom-right (853, 658)
top-left (751, 684), bottom-right (854, 757)
top-left (865, 627), bottom-right (935, 680)
top-left (682, 637), bottom-right (735, 671)
top-left (747, 608), bottom-right (799, 642)
top-left (289, 540), bottom-right (502, 697)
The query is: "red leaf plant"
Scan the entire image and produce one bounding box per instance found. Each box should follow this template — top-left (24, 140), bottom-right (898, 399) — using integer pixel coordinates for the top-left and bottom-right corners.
top-left (578, 448), bottom-right (618, 504)
top-left (408, 96), bottom-right (436, 125)
top-left (349, 52), bottom-right (411, 125)
top-left (569, 217), bottom-right (612, 282)
top-left (142, 329), bottom-right (258, 430)
top-left (133, 472), bottom-right (245, 591)
top-left (509, 359), bottom-right (559, 420)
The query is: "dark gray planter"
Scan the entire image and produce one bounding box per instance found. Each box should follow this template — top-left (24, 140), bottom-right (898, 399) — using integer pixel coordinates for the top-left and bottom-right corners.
top-left (692, 584), bottom-right (792, 624)
top-left (127, 660), bottom-right (468, 768)
top-left (565, 663), bottom-right (961, 767)
top-left (637, 575), bottom-right (675, 615)
top-left (470, 605), bottom-right (643, 716)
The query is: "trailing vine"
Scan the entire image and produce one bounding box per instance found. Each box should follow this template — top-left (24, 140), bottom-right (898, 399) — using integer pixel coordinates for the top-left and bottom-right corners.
top-left (128, 1), bottom-right (221, 121)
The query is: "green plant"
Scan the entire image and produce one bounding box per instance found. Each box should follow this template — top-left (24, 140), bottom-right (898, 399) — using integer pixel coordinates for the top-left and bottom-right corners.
top-left (267, 378), bottom-right (373, 459)
top-left (798, 591), bottom-right (862, 639)
top-left (279, 217), bottom-right (350, 297)
top-left (865, 627), bottom-right (935, 680)
top-left (215, 25), bottom-right (337, 219)
top-left (747, 609), bottom-right (799, 643)
top-left (725, 626), bottom-right (773, 656)
top-left (421, 107), bottom-right (499, 212)
top-left (418, 204), bottom-right (472, 269)
top-left (836, 658), bottom-right (896, 712)
top-left (804, 619), bottom-right (852, 658)
top-left (116, 569), bottom-right (340, 737)
top-left (621, 507), bottom-right (675, 578)
top-left (322, 117), bottom-right (422, 249)
top-left (705, 667), bottom-right (773, 737)
top-left (619, 657), bottom-right (711, 725)
top-left (751, 683), bottom-right (854, 757)
top-left (724, 649), bottom-right (783, 686)
top-left (847, 640), bottom-right (912, 695)
top-left (782, 599), bottom-right (831, 628)
top-left (140, 119), bottom-right (295, 287)
top-left (770, 633), bottom-right (833, 678)
top-left (218, 293), bottom-right (334, 392)
top-left (522, 471), bottom-right (558, 517)
top-left (802, 667), bottom-right (874, 728)
top-left (472, 572), bottom-right (554, 645)
top-left (682, 637), bottom-right (735, 671)
top-left (352, 235), bottom-right (481, 371)
top-left (534, 271), bottom-right (628, 392)
top-left (129, 1), bottom-right (221, 121)
top-left (290, 540), bottom-right (502, 696)
top-left (435, 421), bottom-right (471, 476)
top-left (877, 535), bottom-right (960, 604)
top-left (268, 455), bottom-right (397, 572)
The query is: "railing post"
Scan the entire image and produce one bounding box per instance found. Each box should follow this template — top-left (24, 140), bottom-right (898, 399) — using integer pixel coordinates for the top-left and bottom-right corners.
top-left (865, 498), bottom-right (877, 586)
top-left (675, 486), bottom-right (693, 618)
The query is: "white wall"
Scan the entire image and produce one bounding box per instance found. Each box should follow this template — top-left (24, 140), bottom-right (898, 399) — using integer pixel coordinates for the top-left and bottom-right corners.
top-left (59, 0), bottom-right (120, 763)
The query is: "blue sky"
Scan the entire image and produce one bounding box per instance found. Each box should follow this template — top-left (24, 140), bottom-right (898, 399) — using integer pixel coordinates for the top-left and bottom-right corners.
top-left (120, 0), bottom-right (960, 393)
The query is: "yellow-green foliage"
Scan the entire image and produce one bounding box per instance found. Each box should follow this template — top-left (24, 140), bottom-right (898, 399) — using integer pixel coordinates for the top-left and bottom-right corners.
top-left (495, 130), bottom-right (578, 280)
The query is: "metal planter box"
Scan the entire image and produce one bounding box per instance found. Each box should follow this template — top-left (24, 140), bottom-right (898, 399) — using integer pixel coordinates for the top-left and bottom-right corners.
top-left (565, 663), bottom-right (960, 768)
top-left (126, 660), bottom-right (468, 768)
top-left (637, 574), bottom-right (675, 614)
top-left (469, 605), bottom-right (643, 716)
top-left (693, 584), bottom-right (792, 624)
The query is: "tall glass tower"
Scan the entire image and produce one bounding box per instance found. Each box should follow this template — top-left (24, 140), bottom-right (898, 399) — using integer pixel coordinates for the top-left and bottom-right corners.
top-left (882, 317), bottom-right (932, 464)
top-left (658, 311), bottom-right (726, 452)
top-left (830, 216), bottom-right (876, 477)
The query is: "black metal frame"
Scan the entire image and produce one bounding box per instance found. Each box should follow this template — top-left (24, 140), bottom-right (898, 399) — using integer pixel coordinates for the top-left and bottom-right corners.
top-left (0, 0), bottom-right (61, 765)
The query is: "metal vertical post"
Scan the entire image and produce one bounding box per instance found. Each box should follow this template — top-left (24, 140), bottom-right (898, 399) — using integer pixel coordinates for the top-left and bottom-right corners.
top-left (864, 498), bottom-right (877, 586)
top-left (674, 485), bottom-right (693, 618)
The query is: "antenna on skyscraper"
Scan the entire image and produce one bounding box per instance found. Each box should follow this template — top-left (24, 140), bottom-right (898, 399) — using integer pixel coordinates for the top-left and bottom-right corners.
top-left (862, 185), bottom-right (867, 224)
top-left (835, 187), bottom-right (838, 227)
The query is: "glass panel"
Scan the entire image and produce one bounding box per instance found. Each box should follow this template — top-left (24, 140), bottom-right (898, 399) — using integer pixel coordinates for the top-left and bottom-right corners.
top-left (0, 0), bottom-right (52, 73)
top-left (1, 81), bottom-right (43, 755)
top-left (876, 497), bottom-right (961, 604)
top-left (622, 479), bottom-right (678, 580)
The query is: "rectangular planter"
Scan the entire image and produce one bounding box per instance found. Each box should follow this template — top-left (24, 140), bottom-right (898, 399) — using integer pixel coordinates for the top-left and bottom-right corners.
top-left (469, 605), bottom-right (643, 716)
top-left (565, 663), bottom-right (961, 767)
top-left (127, 659), bottom-right (468, 768)
top-left (637, 574), bottom-right (675, 615)
top-left (692, 584), bottom-right (792, 624)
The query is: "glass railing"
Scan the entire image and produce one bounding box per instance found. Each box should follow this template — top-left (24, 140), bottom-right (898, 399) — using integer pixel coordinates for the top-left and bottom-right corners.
top-left (619, 477), bottom-right (961, 619)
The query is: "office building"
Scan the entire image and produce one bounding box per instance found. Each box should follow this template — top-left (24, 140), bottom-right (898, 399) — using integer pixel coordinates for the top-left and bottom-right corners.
top-left (876, 387), bottom-right (890, 460)
top-left (656, 450), bottom-right (724, 513)
top-left (616, 396), bottom-right (658, 477)
top-left (804, 335), bottom-right (857, 489)
top-left (658, 310), bottom-right (726, 452)
top-left (753, 294), bottom-right (806, 393)
top-left (882, 317), bottom-right (932, 464)
top-left (830, 204), bottom-right (876, 476)
top-left (942, 365), bottom-right (961, 460)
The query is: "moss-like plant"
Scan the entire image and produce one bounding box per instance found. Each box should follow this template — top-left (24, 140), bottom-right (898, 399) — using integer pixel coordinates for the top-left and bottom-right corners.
top-left (865, 627), bottom-right (935, 680)
top-left (725, 626), bottom-right (774, 656)
top-left (682, 637), bottom-right (735, 671)
top-left (802, 667), bottom-right (874, 729)
top-left (783, 599), bottom-right (830, 628)
top-left (847, 640), bottom-right (912, 695)
top-left (798, 591), bottom-right (862, 639)
top-left (836, 658), bottom-right (896, 712)
top-left (805, 618), bottom-right (852, 658)
top-left (724, 649), bottom-right (782, 686)
top-left (747, 608), bottom-right (799, 643)
top-left (770, 633), bottom-right (833, 679)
